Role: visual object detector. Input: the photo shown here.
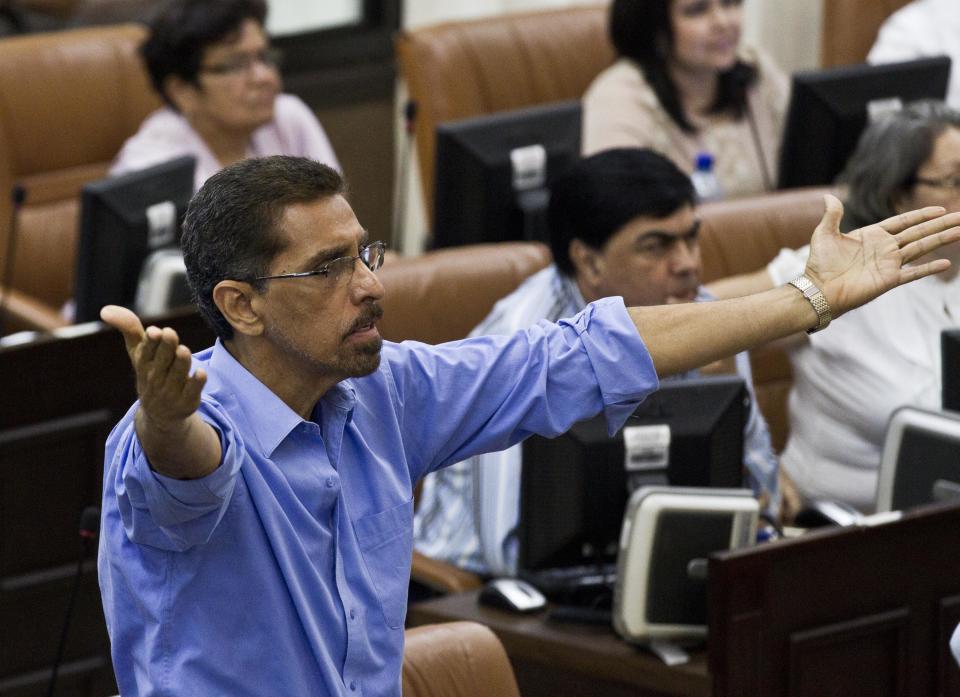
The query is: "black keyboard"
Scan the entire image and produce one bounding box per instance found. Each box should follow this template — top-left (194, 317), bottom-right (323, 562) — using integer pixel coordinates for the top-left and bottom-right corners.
top-left (522, 563), bottom-right (618, 600)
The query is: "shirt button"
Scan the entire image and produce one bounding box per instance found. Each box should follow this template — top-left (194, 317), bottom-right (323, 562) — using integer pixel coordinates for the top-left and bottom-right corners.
top-left (349, 681), bottom-right (357, 691)
top-left (349, 608), bottom-right (356, 620)
top-left (326, 477), bottom-right (335, 488)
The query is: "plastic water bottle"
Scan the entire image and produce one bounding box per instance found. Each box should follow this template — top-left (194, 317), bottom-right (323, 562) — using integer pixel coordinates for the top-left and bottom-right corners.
top-left (690, 152), bottom-right (724, 203)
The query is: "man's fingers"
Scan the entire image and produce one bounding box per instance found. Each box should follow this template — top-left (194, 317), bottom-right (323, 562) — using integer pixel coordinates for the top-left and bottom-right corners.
top-left (181, 368), bottom-right (207, 406)
top-left (100, 305), bottom-right (146, 353)
top-left (899, 225), bottom-right (960, 264)
top-left (145, 327), bottom-right (182, 384)
top-left (814, 194), bottom-right (844, 235)
top-left (166, 344), bottom-right (193, 386)
top-left (875, 205), bottom-right (947, 235)
top-left (894, 211), bottom-right (960, 248)
top-left (899, 258), bottom-right (952, 285)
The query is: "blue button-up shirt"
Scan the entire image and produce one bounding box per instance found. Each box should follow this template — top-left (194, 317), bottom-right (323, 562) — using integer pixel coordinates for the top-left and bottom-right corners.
top-left (98, 298), bottom-right (657, 697)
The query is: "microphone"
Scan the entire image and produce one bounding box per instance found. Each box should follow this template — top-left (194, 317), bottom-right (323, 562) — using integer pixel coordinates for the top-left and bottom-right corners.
top-left (0, 184), bottom-right (27, 337)
top-left (46, 506), bottom-right (100, 697)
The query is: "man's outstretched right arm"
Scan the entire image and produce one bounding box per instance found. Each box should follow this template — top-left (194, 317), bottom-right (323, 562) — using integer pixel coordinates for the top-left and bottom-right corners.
top-left (101, 305), bottom-right (221, 480)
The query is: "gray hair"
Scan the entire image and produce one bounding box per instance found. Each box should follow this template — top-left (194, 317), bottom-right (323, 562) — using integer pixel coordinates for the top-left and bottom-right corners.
top-left (840, 100), bottom-right (960, 230)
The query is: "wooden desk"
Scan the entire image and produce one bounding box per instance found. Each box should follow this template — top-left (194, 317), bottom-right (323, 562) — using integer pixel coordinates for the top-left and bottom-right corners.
top-left (407, 591), bottom-right (710, 697)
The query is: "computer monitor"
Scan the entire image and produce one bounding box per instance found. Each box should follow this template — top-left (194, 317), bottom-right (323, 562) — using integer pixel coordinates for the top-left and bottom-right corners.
top-left (73, 155), bottom-right (196, 323)
top-left (517, 375), bottom-right (747, 577)
top-left (875, 406), bottom-right (960, 512)
top-left (778, 57), bottom-right (951, 189)
top-left (432, 100), bottom-right (581, 248)
top-left (942, 328), bottom-right (960, 412)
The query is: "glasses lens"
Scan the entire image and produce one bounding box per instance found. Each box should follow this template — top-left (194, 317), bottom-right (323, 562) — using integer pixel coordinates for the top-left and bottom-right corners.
top-left (263, 48), bottom-right (283, 69)
top-left (362, 242), bottom-right (385, 272)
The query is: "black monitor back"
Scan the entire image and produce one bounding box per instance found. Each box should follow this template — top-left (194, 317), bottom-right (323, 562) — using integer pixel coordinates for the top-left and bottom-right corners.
top-left (432, 101), bottom-right (581, 248)
top-left (778, 57), bottom-right (951, 189)
top-left (74, 155), bottom-right (196, 323)
top-left (518, 375), bottom-right (746, 574)
top-left (943, 328), bottom-right (960, 412)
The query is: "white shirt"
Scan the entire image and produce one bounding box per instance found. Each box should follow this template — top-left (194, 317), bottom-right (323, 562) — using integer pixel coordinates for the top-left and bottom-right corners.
top-left (110, 93), bottom-right (339, 190)
top-left (867, 0), bottom-right (960, 110)
top-left (781, 272), bottom-right (960, 511)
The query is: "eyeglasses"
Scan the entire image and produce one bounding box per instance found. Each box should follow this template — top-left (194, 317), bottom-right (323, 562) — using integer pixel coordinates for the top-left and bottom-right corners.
top-left (914, 175), bottom-right (960, 190)
top-left (253, 241), bottom-right (386, 286)
top-left (200, 47), bottom-right (283, 77)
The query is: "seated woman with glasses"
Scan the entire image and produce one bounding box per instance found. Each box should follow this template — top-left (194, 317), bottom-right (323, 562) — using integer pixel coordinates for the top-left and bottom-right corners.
top-left (110, 0), bottom-right (338, 190)
top-left (712, 100), bottom-right (960, 514)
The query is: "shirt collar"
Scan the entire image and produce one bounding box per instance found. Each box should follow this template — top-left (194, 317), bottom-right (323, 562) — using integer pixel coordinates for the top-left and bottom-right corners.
top-left (207, 340), bottom-right (357, 457)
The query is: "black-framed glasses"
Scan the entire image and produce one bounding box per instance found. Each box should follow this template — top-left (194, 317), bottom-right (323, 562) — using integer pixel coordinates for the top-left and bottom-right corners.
top-left (253, 241), bottom-right (386, 286)
top-left (200, 47), bottom-right (284, 77)
top-left (914, 175), bottom-right (960, 190)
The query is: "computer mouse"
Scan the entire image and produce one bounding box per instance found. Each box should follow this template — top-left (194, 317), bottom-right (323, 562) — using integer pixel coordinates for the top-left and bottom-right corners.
top-left (478, 578), bottom-right (547, 613)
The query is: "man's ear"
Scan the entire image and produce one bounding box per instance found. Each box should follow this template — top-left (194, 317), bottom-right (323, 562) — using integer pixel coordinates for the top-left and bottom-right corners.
top-left (213, 280), bottom-right (265, 337)
top-left (164, 75), bottom-right (200, 117)
top-left (568, 239), bottom-right (603, 287)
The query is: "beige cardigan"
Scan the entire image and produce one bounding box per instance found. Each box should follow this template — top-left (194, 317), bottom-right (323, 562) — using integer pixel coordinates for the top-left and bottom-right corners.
top-left (582, 48), bottom-right (790, 198)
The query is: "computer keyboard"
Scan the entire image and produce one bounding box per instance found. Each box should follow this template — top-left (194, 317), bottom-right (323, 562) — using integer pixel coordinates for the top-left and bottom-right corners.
top-left (522, 563), bottom-right (618, 600)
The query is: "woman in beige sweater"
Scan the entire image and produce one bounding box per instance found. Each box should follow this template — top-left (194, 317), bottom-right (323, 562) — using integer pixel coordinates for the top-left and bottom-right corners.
top-left (583, 0), bottom-right (789, 198)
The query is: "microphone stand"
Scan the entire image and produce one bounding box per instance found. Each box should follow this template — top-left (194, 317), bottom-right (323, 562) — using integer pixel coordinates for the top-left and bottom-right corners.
top-left (46, 506), bottom-right (100, 697)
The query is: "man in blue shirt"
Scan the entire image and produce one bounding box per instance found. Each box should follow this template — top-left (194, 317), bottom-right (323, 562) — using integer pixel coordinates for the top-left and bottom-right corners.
top-left (98, 155), bottom-right (960, 696)
top-left (414, 148), bottom-right (780, 577)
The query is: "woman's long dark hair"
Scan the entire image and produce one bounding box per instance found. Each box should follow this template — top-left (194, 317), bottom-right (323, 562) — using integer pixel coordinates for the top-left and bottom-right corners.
top-left (609, 0), bottom-right (756, 133)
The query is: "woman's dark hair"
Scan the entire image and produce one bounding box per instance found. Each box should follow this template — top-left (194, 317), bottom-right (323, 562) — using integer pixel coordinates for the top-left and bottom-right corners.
top-left (181, 156), bottom-right (347, 340)
top-left (140, 0), bottom-right (268, 107)
top-left (609, 0), bottom-right (756, 133)
top-left (547, 148), bottom-right (696, 275)
top-left (839, 100), bottom-right (960, 231)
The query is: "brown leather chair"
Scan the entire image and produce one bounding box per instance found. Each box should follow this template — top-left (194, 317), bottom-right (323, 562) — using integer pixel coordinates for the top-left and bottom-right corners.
top-left (820, 0), bottom-right (911, 67)
top-left (0, 23), bottom-right (160, 333)
top-left (395, 5), bottom-right (614, 220)
top-left (402, 622), bottom-right (521, 697)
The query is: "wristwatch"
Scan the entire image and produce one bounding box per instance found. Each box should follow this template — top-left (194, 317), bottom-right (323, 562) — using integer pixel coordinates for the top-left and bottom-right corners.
top-left (787, 274), bottom-right (832, 334)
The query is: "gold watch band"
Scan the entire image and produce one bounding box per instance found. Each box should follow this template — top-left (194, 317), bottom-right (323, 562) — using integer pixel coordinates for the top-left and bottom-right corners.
top-left (788, 274), bottom-right (832, 334)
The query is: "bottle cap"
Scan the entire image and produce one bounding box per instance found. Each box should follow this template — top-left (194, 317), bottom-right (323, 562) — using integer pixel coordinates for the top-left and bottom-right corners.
top-left (695, 152), bottom-right (714, 171)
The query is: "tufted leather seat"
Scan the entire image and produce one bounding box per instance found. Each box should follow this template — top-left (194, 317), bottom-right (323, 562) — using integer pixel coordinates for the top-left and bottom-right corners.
top-left (396, 5), bottom-right (614, 219)
top-left (0, 23), bottom-right (160, 333)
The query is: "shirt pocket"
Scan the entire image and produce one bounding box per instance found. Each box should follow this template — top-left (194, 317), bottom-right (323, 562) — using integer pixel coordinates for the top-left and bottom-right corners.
top-left (354, 497), bottom-right (414, 629)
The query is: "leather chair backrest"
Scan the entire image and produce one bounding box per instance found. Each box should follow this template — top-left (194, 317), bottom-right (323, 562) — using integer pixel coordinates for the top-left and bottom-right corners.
top-left (699, 187), bottom-right (830, 451)
top-left (0, 23), bottom-right (159, 309)
top-left (402, 622), bottom-right (521, 697)
top-left (377, 242), bottom-right (551, 345)
top-left (820, 0), bottom-right (911, 67)
top-left (396, 5), bottom-right (614, 219)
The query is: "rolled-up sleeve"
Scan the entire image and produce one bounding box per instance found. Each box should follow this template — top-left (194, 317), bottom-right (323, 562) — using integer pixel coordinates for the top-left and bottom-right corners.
top-left (387, 297), bottom-right (658, 479)
top-left (107, 399), bottom-right (244, 551)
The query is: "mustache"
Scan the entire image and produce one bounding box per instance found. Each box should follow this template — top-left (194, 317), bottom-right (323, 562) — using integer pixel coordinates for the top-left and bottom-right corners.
top-left (347, 302), bottom-right (384, 334)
